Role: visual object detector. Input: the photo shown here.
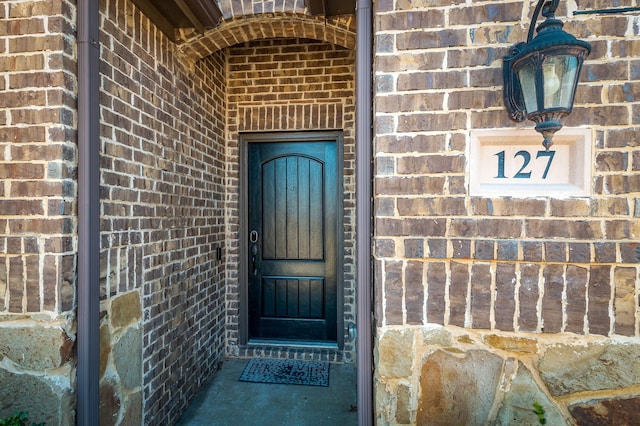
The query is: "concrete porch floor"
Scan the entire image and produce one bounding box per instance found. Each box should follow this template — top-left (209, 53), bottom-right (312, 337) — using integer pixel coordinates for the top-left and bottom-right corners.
top-left (176, 358), bottom-right (358, 426)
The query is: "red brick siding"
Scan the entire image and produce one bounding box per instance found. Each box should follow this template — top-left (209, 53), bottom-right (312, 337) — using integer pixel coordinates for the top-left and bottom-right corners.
top-left (218, 0), bottom-right (307, 18)
top-left (100, 0), bottom-right (227, 423)
top-left (0, 0), bottom-right (77, 315)
top-left (374, 1), bottom-right (640, 337)
top-left (180, 15), bottom-right (356, 59)
top-left (225, 38), bottom-right (356, 361)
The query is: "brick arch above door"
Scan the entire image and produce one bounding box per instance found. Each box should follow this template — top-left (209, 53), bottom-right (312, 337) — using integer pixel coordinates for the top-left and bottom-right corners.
top-left (179, 13), bottom-right (356, 60)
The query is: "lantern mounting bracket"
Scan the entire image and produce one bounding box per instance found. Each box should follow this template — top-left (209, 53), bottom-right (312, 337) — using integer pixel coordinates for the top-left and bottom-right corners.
top-left (528, 0), bottom-right (560, 42)
top-left (574, 6), bottom-right (640, 16)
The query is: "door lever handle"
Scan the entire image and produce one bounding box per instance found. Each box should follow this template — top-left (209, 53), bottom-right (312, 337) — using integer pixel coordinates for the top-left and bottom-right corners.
top-left (251, 244), bottom-right (258, 275)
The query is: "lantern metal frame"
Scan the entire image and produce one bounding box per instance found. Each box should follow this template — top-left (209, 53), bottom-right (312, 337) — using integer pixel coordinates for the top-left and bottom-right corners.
top-left (503, 0), bottom-right (591, 150)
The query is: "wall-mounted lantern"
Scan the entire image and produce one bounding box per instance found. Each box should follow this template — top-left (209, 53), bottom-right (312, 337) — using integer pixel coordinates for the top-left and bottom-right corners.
top-left (503, 0), bottom-right (591, 150)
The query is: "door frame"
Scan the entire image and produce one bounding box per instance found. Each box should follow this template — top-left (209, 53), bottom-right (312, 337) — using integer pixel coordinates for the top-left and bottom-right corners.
top-left (239, 131), bottom-right (345, 348)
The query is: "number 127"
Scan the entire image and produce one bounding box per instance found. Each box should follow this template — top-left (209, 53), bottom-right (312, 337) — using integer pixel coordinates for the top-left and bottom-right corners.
top-left (495, 150), bottom-right (556, 179)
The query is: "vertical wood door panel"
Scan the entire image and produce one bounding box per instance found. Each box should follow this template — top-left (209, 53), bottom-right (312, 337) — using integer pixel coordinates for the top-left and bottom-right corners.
top-left (261, 156), bottom-right (324, 260)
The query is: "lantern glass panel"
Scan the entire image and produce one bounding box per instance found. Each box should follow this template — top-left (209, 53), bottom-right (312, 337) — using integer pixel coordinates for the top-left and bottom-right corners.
top-left (517, 63), bottom-right (538, 114)
top-left (543, 55), bottom-right (578, 109)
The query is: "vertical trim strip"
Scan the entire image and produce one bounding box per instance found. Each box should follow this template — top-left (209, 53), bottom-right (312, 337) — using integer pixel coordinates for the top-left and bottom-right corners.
top-left (356, 0), bottom-right (373, 424)
top-left (77, 0), bottom-right (100, 424)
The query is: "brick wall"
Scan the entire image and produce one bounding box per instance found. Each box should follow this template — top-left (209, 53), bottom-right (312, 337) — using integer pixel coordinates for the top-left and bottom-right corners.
top-left (218, 0), bottom-right (307, 17)
top-left (0, 1), bottom-right (76, 423)
top-left (177, 0), bottom-right (355, 58)
top-left (225, 38), bottom-right (357, 362)
top-left (0, 0), bottom-right (76, 315)
top-left (374, 0), bottom-right (640, 337)
top-left (98, 4), bottom-right (357, 422)
top-left (179, 15), bottom-right (355, 59)
top-left (99, 0), bottom-right (227, 423)
top-left (374, 2), bottom-right (640, 423)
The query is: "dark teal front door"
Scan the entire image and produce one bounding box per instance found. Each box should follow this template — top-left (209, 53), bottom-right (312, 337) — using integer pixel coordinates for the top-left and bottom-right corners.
top-left (247, 138), bottom-right (339, 343)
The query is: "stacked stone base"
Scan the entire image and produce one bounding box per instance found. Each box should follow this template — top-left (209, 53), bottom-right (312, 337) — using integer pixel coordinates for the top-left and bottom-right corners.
top-left (375, 325), bottom-right (640, 425)
top-left (99, 291), bottom-right (142, 426)
top-left (0, 317), bottom-right (75, 425)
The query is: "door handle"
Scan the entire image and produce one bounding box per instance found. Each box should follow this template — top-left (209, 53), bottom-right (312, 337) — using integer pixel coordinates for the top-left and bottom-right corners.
top-left (250, 230), bottom-right (259, 276)
top-left (251, 244), bottom-right (258, 275)
top-left (251, 244), bottom-right (258, 276)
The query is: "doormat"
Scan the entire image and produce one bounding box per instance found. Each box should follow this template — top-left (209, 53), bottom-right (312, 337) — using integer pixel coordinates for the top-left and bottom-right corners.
top-left (239, 359), bottom-right (330, 387)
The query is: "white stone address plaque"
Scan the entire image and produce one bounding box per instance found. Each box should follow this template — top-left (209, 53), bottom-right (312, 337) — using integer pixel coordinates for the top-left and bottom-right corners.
top-left (469, 128), bottom-right (592, 197)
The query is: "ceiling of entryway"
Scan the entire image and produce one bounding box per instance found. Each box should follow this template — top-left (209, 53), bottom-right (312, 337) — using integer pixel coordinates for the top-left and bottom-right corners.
top-left (131, 0), bottom-right (356, 42)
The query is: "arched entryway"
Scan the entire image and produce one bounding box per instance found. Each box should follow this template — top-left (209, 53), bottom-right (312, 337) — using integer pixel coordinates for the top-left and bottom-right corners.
top-left (221, 35), bottom-right (357, 362)
top-left (84, 1), bottom-right (370, 423)
top-left (183, 7), bottom-right (362, 419)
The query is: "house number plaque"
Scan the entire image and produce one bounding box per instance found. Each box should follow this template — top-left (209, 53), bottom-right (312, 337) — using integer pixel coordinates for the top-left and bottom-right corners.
top-left (470, 128), bottom-right (592, 197)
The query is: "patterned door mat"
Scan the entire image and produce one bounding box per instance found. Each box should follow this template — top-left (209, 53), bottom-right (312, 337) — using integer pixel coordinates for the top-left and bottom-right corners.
top-left (239, 358), bottom-right (330, 387)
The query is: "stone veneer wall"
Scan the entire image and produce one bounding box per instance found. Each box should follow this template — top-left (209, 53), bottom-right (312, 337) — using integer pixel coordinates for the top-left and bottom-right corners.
top-left (0, 1), bottom-right (76, 424)
top-left (374, 1), bottom-right (640, 424)
top-left (224, 38), bottom-right (357, 362)
top-left (376, 326), bottom-right (640, 425)
top-left (99, 0), bottom-right (227, 424)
